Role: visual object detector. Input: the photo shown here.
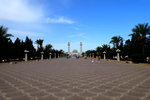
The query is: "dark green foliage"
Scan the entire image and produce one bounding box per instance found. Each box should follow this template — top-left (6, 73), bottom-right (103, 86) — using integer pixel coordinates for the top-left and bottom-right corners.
top-left (44, 44), bottom-right (52, 59)
top-left (0, 25), bottom-right (64, 62)
top-left (131, 54), bottom-right (146, 63)
top-left (24, 37), bottom-right (36, 59)
top-left (110, 36), bottom-right (123, 49)
top-left (1, 23), bottom-right (150, 63)
top-left (0, 26), bottom-right (13, 62)
top-left (85, 23), bottom-right (150, 63)
top-left (13, 38), bottom-right (24, 59)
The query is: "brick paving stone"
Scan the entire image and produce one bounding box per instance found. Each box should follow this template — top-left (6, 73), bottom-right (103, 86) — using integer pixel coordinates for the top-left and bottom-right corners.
top-left (79, 91), bottom-right (97, 97)
top-left (79, 85), bottom-right (93, 90)
top-left (11, 95), bottom-right (32, 100)
top-left (138, 85), bottom-right (150, 89)
top-left (119, 95), bottom-right (141, 100)
top-left (132, 88), bottom-right (149, 93)
top-left (103, 91), bottom-right (122, 97)
top-left (58, 85), bottom-right (73, 90)
top-left (127, 91), bottom-right (146, 97)
top-left (92, 94), bottom-right (114, 100)
top-left (89, 87), bottom-right (106, 93)
top-left (30, 91), bottom-right (48, 97)
top-left (45, 87), bottom-right (62, 93)
top-left (23, 88), bottom-right (39, 93)
top-left (37, 95), bottom-right (59, 100)
top-left (5, 91), bottom-right (24, 98)
top-left (1, 88), bottom-right (18, 94)
top-left (0, 58), bottom-right (150, 100)
top-left (98, 85), bottom-right (112, 90)
top-left (54, 91), bottom-right (73, 97)
top-left (66, 95), bottom-right (86, 100)
top-left (0, 95), bottom-right (5, 100)
top-left (111, 88), bottom-right (127, 93)
top-left (143, 95), bottom-right (150, 100)
top-left (68, 87), bottom-right (83, 93)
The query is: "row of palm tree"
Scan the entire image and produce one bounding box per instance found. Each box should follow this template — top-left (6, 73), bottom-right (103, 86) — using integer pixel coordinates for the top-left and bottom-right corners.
top-left (1, 23), bottom-right (150, 63)
top-left (85, 23), bottom-right (150, 63)
top-left (0, 26), bottom-right (65, 62)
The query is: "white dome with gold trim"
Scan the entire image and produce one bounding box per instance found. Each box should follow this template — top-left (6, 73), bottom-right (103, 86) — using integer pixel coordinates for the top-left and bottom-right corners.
top-left (72, 49), bottom-right (78, 53)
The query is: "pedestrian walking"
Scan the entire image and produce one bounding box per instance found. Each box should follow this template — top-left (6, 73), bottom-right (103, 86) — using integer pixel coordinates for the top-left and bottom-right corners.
top-left (96, 56), bottom-right (98, 62)
top-left (91, 56), bottom-right (94, 63)
top-left (98, 56), bottom-right (101, 63)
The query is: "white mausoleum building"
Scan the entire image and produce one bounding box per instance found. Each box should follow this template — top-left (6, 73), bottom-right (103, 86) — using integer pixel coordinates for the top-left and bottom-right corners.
top-left (67, 42), bottom-right (82, 56)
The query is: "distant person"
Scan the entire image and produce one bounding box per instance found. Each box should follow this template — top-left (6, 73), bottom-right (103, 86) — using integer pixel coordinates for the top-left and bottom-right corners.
top-left (91, 56), bottom-right (94, 63)
top-left (66, 56), bottom-right (68, 59)
top-left (98, 56), bottom-right (101, 63)
top-left (84, 56), bottom-right (87, 59)
top-left (96, 56), bottom-right (98, 62)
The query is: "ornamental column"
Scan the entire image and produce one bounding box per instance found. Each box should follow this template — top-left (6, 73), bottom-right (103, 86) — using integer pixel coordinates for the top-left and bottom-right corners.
top-left (68, 42), bottom-right (70, 55)
top-left (80, 42), bottom-right (82, 55)
top-left (116, 49), bottom-right (121, 61)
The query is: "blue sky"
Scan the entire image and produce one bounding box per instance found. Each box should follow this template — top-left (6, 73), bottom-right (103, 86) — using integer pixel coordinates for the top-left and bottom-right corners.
top-left (0, 0), bottom-right (150, 52)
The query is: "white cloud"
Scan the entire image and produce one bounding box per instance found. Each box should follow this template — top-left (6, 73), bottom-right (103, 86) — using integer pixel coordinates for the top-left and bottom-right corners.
top-left (46, 16), bottom-right (74, 24)
top-left (8, 29), bottom-right (44, 37)
top-left (0, 0), bottom-right (43, 22)
top-left (68, 33), bottom-right (88, 39)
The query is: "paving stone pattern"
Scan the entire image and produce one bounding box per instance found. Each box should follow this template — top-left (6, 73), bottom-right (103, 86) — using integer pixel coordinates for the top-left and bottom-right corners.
top-left (0, 58), bottom-right (150, 100)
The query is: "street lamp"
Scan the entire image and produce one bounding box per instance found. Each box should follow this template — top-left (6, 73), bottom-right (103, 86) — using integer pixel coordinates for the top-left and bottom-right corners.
top-left (103, 51), bottom-right (106, 60)
top-left (24, 50), bottom-right (29, 61)
top-left (41, 51), bottom-right (44, 60)
top-left (49, 53), bottom-right (52, 60)
top-left (116, 49), bottom-right (121, 61)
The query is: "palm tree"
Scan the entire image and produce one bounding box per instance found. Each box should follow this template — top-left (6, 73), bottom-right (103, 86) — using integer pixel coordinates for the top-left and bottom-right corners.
top-left (44, 44), bottom-right (53, 58)
top-left (110, 36), bottom-right (123, 49)
top-left (102, 44), bottom-right (110, 51)
top-left (0, 26), bottom-right (13, 62)
top-left (0, 26), bottom-right (13, 39)
top-left (35, 39), bottom-right (44, 49)
top-left (96, 46), bottom-right (102, 56)
top-left (131, 23), bottom-right (150, 55)
top-left (44, 44), bottom-right (52, 53)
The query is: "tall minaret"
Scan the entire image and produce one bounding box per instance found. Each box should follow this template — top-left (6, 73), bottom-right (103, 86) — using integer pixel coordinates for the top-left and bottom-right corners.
top-left (68, 42), bottom-right (70, 55)
top-left (80, 42), bottom-right (82, 55)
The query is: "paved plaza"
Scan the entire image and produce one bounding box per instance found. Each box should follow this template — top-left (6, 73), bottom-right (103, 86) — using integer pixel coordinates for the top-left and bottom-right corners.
top-left (0, 58), bottom-right (150, 100)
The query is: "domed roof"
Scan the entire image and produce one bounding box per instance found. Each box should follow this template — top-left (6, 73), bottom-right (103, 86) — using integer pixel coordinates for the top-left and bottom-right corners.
top-left (72, 49), bottom-right (78, 53)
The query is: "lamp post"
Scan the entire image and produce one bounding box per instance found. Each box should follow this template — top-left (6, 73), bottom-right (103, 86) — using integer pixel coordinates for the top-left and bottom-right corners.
top-left (116, 49), bottom-right (121, 61)
top-left (24, 50), bottom-right (29, 61)
top-left (41, 51), bottom-right (44, 60)
top-left (103, 51), bottom-right (106, 60)
top-left (49, 53), bottom-right (52, 60)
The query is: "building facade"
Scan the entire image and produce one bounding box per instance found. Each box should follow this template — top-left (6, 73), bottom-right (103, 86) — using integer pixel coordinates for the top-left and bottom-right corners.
top-left (67, 42), bottom-right (82, 56)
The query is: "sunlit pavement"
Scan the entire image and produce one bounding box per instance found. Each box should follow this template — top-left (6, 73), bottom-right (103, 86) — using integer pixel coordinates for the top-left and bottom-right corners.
top-left (0, 58), bottom-right (150, 100)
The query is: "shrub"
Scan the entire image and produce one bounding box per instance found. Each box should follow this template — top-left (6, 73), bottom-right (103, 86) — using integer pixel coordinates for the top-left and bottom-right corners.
top-left (131, 54), bottom-right (146, 63)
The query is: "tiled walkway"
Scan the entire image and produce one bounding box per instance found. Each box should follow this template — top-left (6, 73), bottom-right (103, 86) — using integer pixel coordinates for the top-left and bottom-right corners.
top-left (0, 58), bottom-right (150, 100)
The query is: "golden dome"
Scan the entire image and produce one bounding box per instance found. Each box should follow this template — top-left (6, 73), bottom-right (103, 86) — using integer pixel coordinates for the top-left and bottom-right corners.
top-left (72, 49), bottom-right (78, 53)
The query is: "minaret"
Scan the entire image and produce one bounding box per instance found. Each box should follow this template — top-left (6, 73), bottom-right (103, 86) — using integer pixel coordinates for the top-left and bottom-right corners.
top-left (80, 42), bottom-right (82, 55)
top-left (68, 42), bottom-right (70, 55)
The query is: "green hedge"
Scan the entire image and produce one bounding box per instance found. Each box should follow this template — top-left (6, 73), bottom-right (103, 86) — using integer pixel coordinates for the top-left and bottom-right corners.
top-left (131, 54), bottom-right (146, 63)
